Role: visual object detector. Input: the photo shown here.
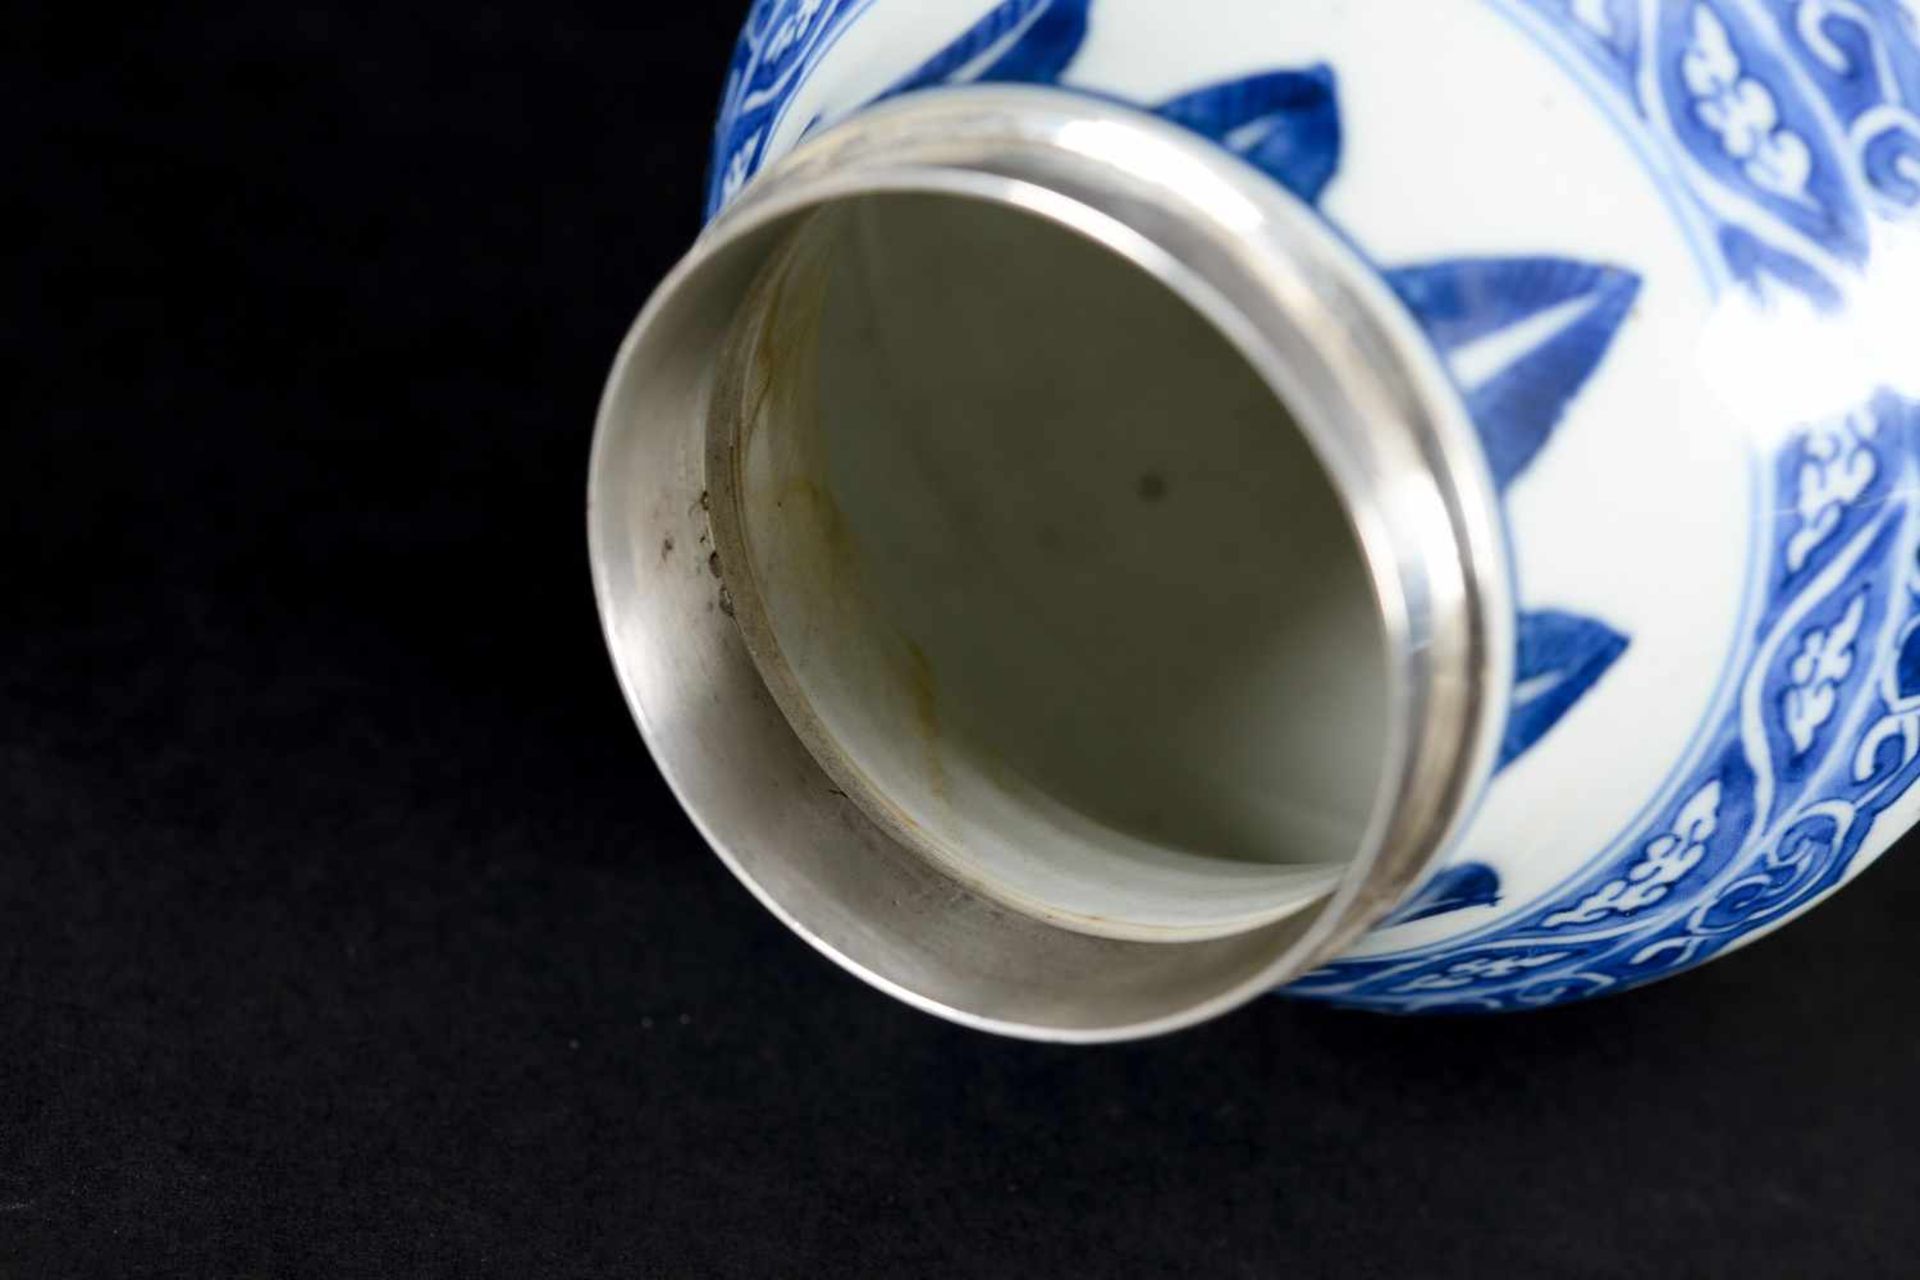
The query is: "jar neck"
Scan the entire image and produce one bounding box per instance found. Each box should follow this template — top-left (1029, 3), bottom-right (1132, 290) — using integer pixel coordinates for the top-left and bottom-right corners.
top-left (590, 87), bottom-right (1510, 1040)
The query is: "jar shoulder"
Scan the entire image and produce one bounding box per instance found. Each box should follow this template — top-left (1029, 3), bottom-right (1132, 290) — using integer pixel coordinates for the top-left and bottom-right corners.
top-left (709, 0), bottom-right (1920, 1011)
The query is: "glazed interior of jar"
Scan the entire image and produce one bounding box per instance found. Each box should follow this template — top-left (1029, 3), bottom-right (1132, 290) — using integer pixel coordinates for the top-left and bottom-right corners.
top-left (712, 192), bottom-right (1391, 942)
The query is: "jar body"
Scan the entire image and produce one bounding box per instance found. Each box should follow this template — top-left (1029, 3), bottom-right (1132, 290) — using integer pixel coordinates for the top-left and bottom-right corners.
top-left (671, 0), bottom-right (1920, 1013)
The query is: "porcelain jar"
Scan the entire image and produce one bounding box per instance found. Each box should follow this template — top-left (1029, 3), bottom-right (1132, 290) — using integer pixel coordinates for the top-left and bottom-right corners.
top-left (588, 0), bottom-right (1920, 1039)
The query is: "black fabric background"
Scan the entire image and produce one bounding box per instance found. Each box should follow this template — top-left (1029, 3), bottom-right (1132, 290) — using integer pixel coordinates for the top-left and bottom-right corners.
top-left (8, 5), bottom-right (1919, 1276)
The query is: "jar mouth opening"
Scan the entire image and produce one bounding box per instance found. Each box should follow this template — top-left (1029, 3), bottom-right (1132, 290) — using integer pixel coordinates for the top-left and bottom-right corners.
top-left (706, 190), bottom-right (1392, 944)
top-left (588, 88), bottom-right (1510, 1040)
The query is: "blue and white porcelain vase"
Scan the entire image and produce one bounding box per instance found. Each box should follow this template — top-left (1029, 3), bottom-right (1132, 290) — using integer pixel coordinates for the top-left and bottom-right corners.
top-left (589, 0), bottom-right (1920, 1039)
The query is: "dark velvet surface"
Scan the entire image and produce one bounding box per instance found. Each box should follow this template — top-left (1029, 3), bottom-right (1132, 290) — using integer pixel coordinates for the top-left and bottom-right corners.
top-left (8, 6), bottom-right (1919, 1276)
